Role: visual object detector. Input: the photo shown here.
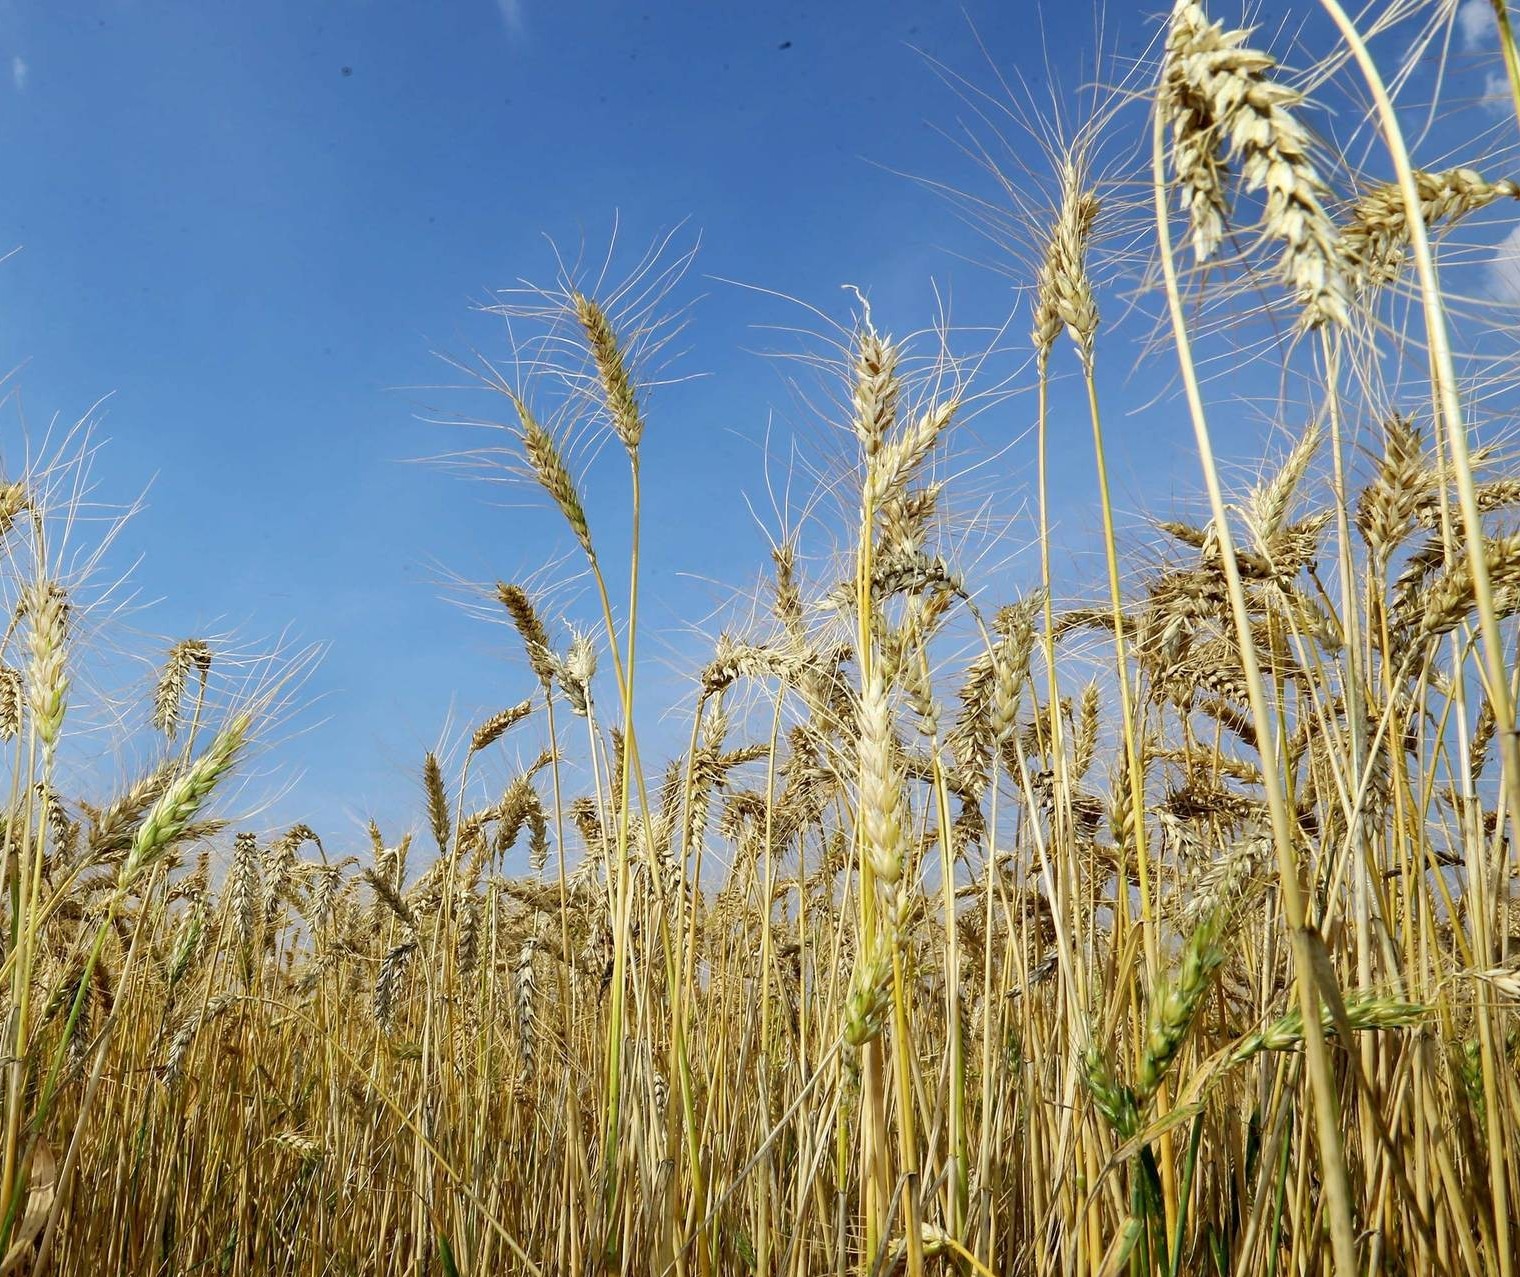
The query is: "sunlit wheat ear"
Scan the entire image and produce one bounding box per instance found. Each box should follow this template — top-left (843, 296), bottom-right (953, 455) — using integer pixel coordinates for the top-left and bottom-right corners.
top-left (1356, 413), bottom-right (1426, 557)
top-left (1159, 0), bottom-right (1346, 327)
top-left (455, 889), bottom-right (479, 973)
top-left (0, 665), bottom-right (23, 739)
top-left (555, 627), bottom-right (598, 716)
top-left (852, 325), bottom-right (900, 461)
top-left (21, 579), bottom-right (70, 758)
top-left (495, 582), bottom-right (557, 687)
top-left (574, 291), bottom-right (643, 455)
top-left (85, 763), bottom-right (173, 862)
top-left (261, 823), bottom-right (317, 931)
top-left (700, 634), bottom-right (807, 695)
top-left (271, 1131), bottom-right (324, 1168)
top-left (363, 866), bottom-right (419, 931)
top-left (1412, 533), bottom-right (1520, 642)
top-left (227, 831), bottom-right (261, 955)
top-left (1071, 682), bottom-right (1100, 780)
top-left (470, 698), bottom-right (533, 756)
top-left (1032, 159), bottom-right (1100, 368)
top-left (527, 803), bottom-right (549, 873)
top-left (309, 859), bottom-right (355, 936)
top-left (121, 712), bottom-right (250, 887)
top-left (509, 394), bottom-right (594, 559)
top-left (771, 542), bottom-right (806, 642)
top-left (1471, 698), bottom-right (1498, 782)
top-left (36, 782), bottom-right (75, 859)
top-left (861, 399), bottom-right (957, 515)
top-left (152, 639), bottom-right (212, 739)
top-left (1183, 824), bottom-right (1269, 926)
top-left (1341, 167), bottom-right (1520, 294)
top-left (1246, 424), bottom-right (1320, 549)
top-left (0, 480), bottom-right (30, 538)
top-left (878, 483), bottom-right (941, 558)
top-left (422, 752), bottom-right (451, 855)
top-left (858, 665), bottom-right (906, 888)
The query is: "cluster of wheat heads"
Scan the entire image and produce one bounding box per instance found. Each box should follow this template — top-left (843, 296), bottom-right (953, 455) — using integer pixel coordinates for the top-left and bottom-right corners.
top-left (3, 1), bottom-right (1520, 1274)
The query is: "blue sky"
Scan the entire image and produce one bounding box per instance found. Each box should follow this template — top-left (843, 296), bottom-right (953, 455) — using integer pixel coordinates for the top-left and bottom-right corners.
top-left (1, 1), bottom-right (1515, 844)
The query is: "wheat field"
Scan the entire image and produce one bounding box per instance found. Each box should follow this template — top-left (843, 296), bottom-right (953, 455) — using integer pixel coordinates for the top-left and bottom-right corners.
top-left (3, 2), bottom-right (1520, 1274)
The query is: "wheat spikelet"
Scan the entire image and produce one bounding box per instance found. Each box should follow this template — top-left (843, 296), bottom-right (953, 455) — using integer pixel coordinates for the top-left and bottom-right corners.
top-left (470, 699), bottom-right (533, 755)
top-left (373, 938), bottom-right (416, 1030)
top-left (0, 481), bottom-right (30, 537)
top-left (152, 639), bottom-right (212, 739)
top-left (700, 634), bottom-right (809, 695)
top-left (496, 582), bottom-right (557, 687)
top-left (556, 627), bottom-right (597, 716)
top-left (261, 824), bottom-right (317, 932)
top-left (158, 993), bottom-right (237, 1085)
top-left (1471, 698), bottom-right (1497, 781)
top-left (167, 890), bottom-right (209, 990)
top-left (511, 395), bottom-right (594, 557)
top-left (1082, 1039), bottom-right (1140, 1139)
top-left (307, 863), bottom-right (343, 933)
top-left (271, 1131), bottom-right (324, 1166)
top-left (1411, 533), bottom-right (1520, 642)
top-left (771, 542), bottom-right (806, 643)
top-left (1160, 0), bottom-right (1346, 326)
top-left (862, 400), bottom-right (957, 515)
top-left (1071, 682), bottom-right (1101, 781)
top-left (1355, 414), bottom-right (1426, 557)
top-left (363, 866), bottom-right (418, 930)
top-left (844, 939), bottom-right (893, 1048)
top-left (422, 752), bottom-right (451, 855)
top-left (456, 890), bottom-right (479, 974)
top-left (852, 326), bottom-right (899, 460)
top-left (1247, 426), bottom-right (1320, 551)
top-left (1341, 167), bottom-right (1520, 292)
top-left (85, 763), bottom-right (174, 862)
top-left (122, 713), bottom-right (250, 885)
top-left (1182, 825), bottom-right (1269, 926)
top-left (858, 665), bottom-right (908, 893)
top-left (879, 484), bottom-right (942, 560)
top-left (228, 832), bottom-right (261, 956)
top-left (527, 802), bottom-right (549, 873)
top-left (0, 665), bottom-right (24, 740)
top-left (514, 932), bottom-right (537, 1071)
top-left (21, 579), bottom-right (69, 754)
top-left (1416, 476), bottom-right (1520, 529)
top-left (574, 292), bottom-right (643, 454)
top-left (1032, 159), bottom-right (1100, 366)
top-left (1231, 994), bottom-right (1426, 1063)
top-left (1137, 910), bottom-right (1227, 1100)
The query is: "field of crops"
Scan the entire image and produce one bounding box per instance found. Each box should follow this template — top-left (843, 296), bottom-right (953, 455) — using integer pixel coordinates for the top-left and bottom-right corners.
top-left (2, 2), bottom-right (1520, 1274)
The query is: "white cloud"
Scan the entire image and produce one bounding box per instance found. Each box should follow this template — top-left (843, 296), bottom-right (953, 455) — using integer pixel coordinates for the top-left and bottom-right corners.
top-left (495, 0), bottom-right (524, 35)
top-left (10, 56), bottom-right (26, 92)
top-left (1483, 69), bottom-right (1512, 113)
top-left (1489, 225), bottom-right (1520, 303)
top-left (1458, 0), bottom-right (1498, 49)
